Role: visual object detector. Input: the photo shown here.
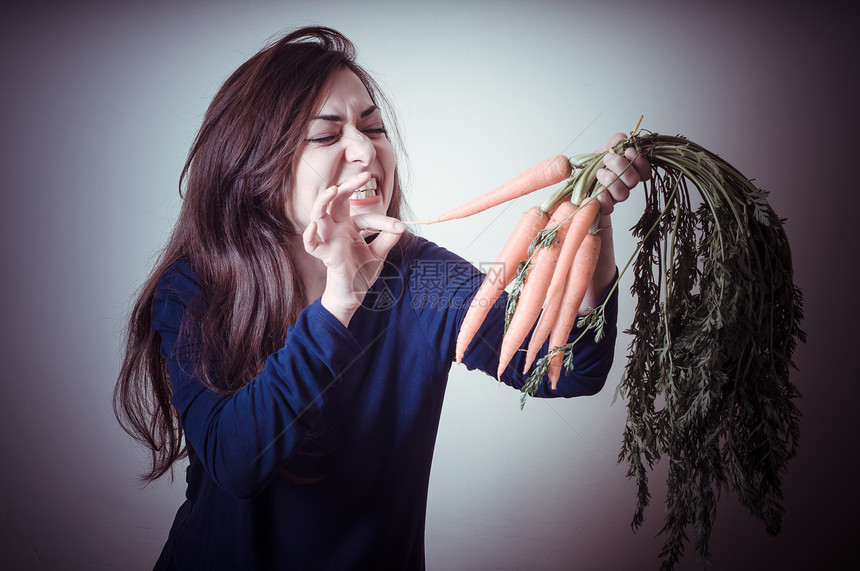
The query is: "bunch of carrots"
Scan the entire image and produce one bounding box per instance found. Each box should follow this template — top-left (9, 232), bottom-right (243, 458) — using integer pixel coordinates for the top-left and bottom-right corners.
top-left (411, 149), bottom-right (607, 389)
top-left (408, 123), bottom-right (804, 571)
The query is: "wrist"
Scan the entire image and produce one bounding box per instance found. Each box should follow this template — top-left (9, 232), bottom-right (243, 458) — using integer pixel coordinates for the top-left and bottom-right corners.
top-left (320, 291), bottom-right (359, 327)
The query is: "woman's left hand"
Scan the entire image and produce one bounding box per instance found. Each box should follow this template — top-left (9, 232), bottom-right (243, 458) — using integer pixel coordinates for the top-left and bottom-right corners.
top-left (579, 132), bottom-right (652, 312)
top-left (594, 132), bottom-right (652, 215)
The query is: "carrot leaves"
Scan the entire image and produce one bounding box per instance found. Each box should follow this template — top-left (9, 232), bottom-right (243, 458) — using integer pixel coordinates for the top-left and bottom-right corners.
top-left (615, 134), bottom-right (803, 569)
top-left (518, 133), bottom-right (804, 570)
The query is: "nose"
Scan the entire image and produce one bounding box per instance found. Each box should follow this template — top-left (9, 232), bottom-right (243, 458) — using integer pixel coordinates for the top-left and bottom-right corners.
top-left (344, 128), bottom-right (376, 165)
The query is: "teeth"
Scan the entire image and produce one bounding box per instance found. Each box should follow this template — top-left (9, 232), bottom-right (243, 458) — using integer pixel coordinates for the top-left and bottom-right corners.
top-left (351, 178), bottom-right (377, 199)
top-left (357, 179), bottom-right (377, 191)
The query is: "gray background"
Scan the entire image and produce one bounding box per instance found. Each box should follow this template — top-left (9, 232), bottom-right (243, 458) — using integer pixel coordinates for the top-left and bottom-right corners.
top-left (2, 1), bottom-right (857, 569)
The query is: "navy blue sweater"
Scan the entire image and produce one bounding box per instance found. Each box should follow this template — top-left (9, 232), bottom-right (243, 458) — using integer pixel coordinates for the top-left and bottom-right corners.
top-left (151, 237), bottom-right (617, 570)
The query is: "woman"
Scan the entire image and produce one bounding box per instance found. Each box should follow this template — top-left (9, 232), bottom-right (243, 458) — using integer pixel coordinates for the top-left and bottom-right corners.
top-left (115, 26), bottom-right (649, 570)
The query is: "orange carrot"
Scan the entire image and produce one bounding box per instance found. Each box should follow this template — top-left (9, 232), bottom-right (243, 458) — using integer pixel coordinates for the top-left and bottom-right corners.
top-left (495, 202), bottom-right (575, 379)
top-left (412, 155), bottom-right (571, 225)
top-left (522, 197), bottom-right (600, 373)
top-left (547, 232), bottom-right (602, 390)
top-left (455, 206), bottom-right (549, 363)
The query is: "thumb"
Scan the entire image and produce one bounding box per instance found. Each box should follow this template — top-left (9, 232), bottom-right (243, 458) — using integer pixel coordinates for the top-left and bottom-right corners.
top-left (351, 213), bottom-right (406, 260)
top-left (367, 222), bottom-right (406, 261)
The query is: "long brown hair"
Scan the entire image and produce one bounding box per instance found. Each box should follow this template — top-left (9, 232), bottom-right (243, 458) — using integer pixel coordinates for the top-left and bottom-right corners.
top-left (114, 26), bottom-right (412, 483)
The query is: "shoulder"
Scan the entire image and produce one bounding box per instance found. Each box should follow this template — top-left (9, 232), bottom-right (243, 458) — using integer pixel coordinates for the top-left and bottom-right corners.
top-left (152, 257), bottom-right (202, 330)
top-left (157, 257), bottom-right (198, 291)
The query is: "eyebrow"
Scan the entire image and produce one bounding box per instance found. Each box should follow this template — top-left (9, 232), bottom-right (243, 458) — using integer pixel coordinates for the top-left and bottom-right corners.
top-left (312, 105), bottom-right (379, 122)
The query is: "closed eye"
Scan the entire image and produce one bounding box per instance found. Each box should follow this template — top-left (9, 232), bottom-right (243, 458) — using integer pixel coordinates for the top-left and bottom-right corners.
top-left (305, 133), bottom-right (339, 144)
top-left (307, 127), bottom-right (387, 144)
top-left (362, 127), bottom-right (388, 137)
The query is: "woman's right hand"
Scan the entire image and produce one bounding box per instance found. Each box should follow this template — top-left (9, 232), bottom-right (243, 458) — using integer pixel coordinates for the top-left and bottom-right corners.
top-left (302, 172), bottom-right (406, 326)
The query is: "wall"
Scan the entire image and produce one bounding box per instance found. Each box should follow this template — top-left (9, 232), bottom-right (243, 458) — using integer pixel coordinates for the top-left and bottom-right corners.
top-left (1, 1), bottom-right (856, 569)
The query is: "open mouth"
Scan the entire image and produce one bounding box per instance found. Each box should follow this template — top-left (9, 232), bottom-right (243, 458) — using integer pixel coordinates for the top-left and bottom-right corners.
top-left (350, 178), bottom-right (378, 200)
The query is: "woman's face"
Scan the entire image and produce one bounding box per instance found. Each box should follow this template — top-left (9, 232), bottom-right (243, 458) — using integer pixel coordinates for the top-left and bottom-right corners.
top-left (290, 67), bottom-right (396, 230)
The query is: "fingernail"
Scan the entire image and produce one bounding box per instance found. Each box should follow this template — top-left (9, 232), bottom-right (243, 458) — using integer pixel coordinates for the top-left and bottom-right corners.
top-left (395, 221), bottom-right (406, 231)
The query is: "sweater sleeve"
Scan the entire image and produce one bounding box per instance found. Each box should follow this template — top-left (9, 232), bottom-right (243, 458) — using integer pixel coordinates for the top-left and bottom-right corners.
top-left (406, 239), bottom-right (617, 398)
top-left (151, 260), bottom-right (363, 498)
top-left (474, 281), bottom-right (618, 397)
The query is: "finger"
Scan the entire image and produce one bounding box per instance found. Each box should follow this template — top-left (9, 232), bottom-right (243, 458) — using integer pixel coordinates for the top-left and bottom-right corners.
top-left (339, 171), bottom-right (372, 192)
top-left (625, 147), bottom-right (652, 181)
top-left (595, 132), bottom-right (626, 153)
top-left (602, 152), bottom-right (641, 189)
top-left (303, 219), bottom-right (321, 254)
top-left (330, 172), bottom-right (372, 222)
top-left (352, 213), bottom-right (406, 259)
top-left (598, 133), bottom-right (652, 181)
top-left (594, 190), bottom-right (616, 215)
top-left (311, 185), bottom-right (337, 221)
top-left (328, 186), bottom-right (354, 223)
top-left (596, 168), bottom-right (632, 201)
top-left (350, 212), bottom-right (405, 235)
top-left (366, 224), bottom-right (406, 261)
top-left (595, 168), bottom-right (631, 214)
top-left (311, 209), bottom-right (336, 242)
